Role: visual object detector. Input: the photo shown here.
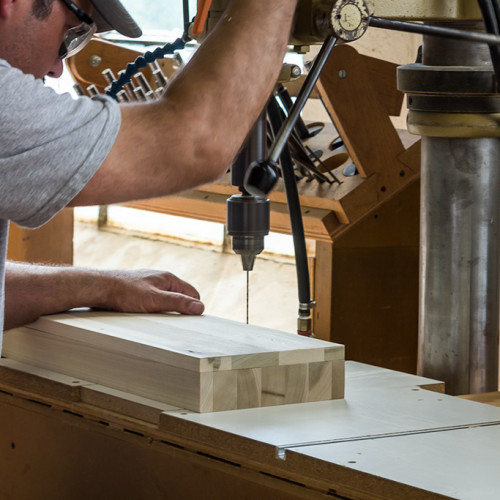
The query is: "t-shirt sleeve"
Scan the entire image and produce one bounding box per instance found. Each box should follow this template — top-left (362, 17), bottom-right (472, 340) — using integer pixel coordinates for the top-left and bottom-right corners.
top-left (0, 61), bottom-right (121, 228)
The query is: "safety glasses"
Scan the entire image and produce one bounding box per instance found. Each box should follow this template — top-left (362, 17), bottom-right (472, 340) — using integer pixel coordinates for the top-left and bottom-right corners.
top-left (58, 0), bottom-right (97, 59)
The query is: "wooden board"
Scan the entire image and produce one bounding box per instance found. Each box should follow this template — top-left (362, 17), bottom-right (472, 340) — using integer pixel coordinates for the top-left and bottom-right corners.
top-left (3, 311), bottom-right (344, 413)
top-left (459, 391), bottom-right (500, 407)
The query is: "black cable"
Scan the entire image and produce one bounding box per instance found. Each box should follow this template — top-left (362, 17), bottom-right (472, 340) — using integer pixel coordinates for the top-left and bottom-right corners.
top-left (280, 147), bottom-right (311, 310)
top-left (480, 0), bottom-right (500, 33)
top-left (492, 0), bottom-right (500, 24)
top-left (267, 97), bottom-right (311, 311)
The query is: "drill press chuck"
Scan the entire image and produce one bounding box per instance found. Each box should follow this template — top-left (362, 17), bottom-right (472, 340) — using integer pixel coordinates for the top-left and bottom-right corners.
top-left (226, 194), bottom-right (270, 271)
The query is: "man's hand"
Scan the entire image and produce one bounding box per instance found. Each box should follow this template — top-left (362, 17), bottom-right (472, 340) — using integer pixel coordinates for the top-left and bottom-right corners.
top-left (4, 262), bottom-right (204, 331)
top-left (96, 269), bottom-right (204, 316)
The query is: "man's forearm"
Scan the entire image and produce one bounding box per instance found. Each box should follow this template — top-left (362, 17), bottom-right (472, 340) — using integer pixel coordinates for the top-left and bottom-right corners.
top-left (72, 0), bottom-right (298, 206)
top-left (4, 262), bottom-right (204, 330)
top-left (4, 262), bottom-right (109, 330)
top-left (162, 0), bottom-right (299, 170)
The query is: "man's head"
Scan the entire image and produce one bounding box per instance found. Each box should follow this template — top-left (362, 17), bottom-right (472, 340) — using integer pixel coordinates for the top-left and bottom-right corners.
top-left (31, 0), bottom-right (141, 36)
top-left (0, 0), bottom-right (140, 79)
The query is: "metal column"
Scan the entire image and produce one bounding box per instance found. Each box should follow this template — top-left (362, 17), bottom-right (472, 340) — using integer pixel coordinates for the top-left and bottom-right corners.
top-left (403, 24), bottom-right (500, 394)
top-left (420, 136), bottom-right (500, 394)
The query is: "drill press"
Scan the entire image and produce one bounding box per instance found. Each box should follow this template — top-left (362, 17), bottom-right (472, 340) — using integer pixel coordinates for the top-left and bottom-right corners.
top-left (195, 0), bottom-right (500, 392)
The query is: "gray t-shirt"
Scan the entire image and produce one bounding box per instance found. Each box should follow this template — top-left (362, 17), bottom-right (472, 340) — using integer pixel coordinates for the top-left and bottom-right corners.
top-left (0, 59), bottom-right (121, 352)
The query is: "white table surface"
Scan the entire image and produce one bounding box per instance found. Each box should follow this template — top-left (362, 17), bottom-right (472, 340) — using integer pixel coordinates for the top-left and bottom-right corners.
top-left (166, 361), bottom-right (500, 499)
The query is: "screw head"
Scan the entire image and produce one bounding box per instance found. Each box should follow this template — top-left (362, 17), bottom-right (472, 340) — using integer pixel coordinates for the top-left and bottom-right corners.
top-left (89, 55), bottom-right (102, 68)
top-left (291, 65), bottom-right (302, 78)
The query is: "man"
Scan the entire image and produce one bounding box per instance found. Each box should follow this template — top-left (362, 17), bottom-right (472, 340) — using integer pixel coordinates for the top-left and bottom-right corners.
top-left (0, 0), bottom-right (297, 341)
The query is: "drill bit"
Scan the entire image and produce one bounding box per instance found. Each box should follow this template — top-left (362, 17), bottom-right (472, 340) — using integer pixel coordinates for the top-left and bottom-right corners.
top-left (246, 270), bottom-right (249, 324)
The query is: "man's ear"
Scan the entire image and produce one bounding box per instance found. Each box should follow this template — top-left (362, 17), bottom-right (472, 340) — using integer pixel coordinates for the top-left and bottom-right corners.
top-left (0, 0), bottom-right (15, 19)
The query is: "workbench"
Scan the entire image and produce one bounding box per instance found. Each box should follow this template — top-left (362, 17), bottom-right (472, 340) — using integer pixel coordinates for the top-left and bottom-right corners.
top-left (1, 358), bottom-right (498, 499)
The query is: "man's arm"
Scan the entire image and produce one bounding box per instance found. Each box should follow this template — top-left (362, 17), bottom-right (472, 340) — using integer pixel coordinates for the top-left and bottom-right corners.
top-left (4, 262), bottom-right (204, 330)
top-left (70, 0), bottom-right (297, 206)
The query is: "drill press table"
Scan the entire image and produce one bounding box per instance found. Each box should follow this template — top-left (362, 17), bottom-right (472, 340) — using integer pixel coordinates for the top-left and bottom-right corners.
top-left (1, 356), bottom-right (499, 499)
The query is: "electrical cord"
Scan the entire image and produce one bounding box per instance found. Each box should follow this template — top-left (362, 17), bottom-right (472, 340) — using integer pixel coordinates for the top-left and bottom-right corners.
top-left (267, 97), bottom-right (313, 332)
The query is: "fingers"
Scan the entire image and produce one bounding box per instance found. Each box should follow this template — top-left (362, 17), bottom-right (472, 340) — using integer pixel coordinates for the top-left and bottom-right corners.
top-left (101, 269), bottom-right (205, 315)
top-left (187, 299), bottom-right (205, 315)
top-left (168, 277), bottom-right (201, 301)
top-left (147, 271), bottom-right (201, 300)
top-left (152, 291), bottom-right (205, 316)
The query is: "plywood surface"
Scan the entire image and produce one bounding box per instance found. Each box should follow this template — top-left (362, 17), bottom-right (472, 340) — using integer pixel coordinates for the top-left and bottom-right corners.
top-left (3, 311), bottom-right (344, 413)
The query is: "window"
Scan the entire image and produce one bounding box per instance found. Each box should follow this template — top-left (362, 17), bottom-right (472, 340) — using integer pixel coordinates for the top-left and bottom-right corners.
top-left (115, 0), bottom-right (197, 39)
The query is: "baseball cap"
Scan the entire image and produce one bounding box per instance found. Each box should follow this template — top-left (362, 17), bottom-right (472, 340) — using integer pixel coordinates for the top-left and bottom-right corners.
top-left (90, 0), bottom-right (143, 38)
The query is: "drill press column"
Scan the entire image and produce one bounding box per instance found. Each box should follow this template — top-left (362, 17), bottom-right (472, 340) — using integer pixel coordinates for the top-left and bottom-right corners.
top-left (400, 23), bottom-right (500, 394)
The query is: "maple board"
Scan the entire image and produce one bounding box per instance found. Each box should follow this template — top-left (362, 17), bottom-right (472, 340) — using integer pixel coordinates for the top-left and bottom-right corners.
top-left (2, 311), bottom-right (344, 412)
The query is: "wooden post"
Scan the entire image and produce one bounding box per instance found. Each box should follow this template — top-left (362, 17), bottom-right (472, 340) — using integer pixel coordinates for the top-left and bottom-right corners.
top-left (313, 181), bottom-right (420, 373)
top-left (7, 209), bottom-right (74, 265)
